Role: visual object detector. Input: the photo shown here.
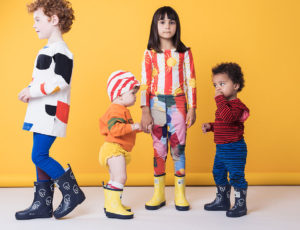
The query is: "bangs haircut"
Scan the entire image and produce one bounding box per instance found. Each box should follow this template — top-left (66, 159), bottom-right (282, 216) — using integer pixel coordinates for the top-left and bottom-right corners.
top-left (147, 6), bottom-right (189, 53)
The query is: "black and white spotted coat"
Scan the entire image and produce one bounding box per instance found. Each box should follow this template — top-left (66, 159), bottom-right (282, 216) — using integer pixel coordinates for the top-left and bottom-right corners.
top-left (23, 41), bottom-right (73, 137)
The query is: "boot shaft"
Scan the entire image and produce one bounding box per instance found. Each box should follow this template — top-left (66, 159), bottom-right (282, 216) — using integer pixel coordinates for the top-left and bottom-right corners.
top-left (174, 175), bottom-right (190, 211)
top-left (53, 165), bottom-right (85, 219)
top-left (103, 186), bottom-right (134, 219)
top-left (174, 175), bottom-right (186, 197)
top-left (216, 184), bottom-right (231, 199)
top-left (153, 174), bottom-right (166, 196)
top-left (54, 167), bottom-right (80, 195)
top-left (204, 185), bottom-right (231, 211)
top-left (15, 181), bottom-right (54, 220)
top-left (33, 181), bottom-right (54, 207)
top-left (226, 187), bottom-right (247, 217)
top-left (233, 187), bottom-right (247, 207)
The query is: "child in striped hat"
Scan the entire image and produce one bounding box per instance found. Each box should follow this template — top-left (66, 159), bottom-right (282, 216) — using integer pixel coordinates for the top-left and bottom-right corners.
top-left (99, 70), bottom-right (141, 219)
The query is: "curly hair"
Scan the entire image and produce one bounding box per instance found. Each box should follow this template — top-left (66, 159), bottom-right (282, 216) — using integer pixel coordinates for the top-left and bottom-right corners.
top-left (27, 0), bottom-right (75, 34)
top-left (212, 62), bottom-right (245, 92)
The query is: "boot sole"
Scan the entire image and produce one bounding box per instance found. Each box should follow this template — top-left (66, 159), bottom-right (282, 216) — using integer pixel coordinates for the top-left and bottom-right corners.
top-left (15, 213), bottom-right (52, 220)
top-left (204, 206), bottom-right (230, 211)
top-left (105, 211), bottom-right (133, 219)
top-left (145, 201), bottom-right (166, 210)
top-left (226, 210), bottom-right (247, 217)
top-left (104, 208), bottom-right (131, 213)
top-left (175, 205), bottom-right (190, 211)
top-left (54, 194), bottom-right (86, 219)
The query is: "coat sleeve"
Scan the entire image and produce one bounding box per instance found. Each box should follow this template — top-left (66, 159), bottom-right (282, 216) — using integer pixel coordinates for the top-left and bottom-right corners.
top-left (29, 52), bottom-right (73, 98)
top-left (140, 50), bottom-right (152, 107)
top-left (184, 49), bottom-right (197, 109)
top-left (107, 111), bottom-right (134, 137)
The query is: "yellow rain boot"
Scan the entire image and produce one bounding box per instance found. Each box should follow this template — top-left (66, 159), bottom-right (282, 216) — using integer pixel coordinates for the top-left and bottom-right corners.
top-left (174, 175), bottom-right (190, 211)
top-left (103, 183), bottom-right (131, 212)
top-left (145, 174), bottom-right (166, 210)
top-left (103, 186), bottom-right (134, 219)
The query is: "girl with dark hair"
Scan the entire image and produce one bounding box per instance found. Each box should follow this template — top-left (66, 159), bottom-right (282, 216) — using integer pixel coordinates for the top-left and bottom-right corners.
top-left (140, 6), bottom-right (197, 211)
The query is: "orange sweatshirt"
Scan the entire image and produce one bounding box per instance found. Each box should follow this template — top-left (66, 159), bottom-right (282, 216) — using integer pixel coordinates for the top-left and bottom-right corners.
top-left (99, 103), bottom-right (138, 152)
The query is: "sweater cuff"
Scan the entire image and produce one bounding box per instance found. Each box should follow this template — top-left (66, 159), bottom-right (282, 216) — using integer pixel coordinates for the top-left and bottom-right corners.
top-left (125, 124), bottom-right (133, 133)
top-left (208, 122), bottom-right (214, 132)
top-left (29, 84), bottom-right (45, 98)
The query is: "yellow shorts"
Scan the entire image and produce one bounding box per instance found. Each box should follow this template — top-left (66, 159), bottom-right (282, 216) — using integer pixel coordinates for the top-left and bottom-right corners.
top-left (99, 142), bottom-right (131, 167)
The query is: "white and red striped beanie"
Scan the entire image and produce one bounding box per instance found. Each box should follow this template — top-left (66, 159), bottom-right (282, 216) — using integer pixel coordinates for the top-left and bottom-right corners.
top-left (107, 70), bottom-right (140, 102)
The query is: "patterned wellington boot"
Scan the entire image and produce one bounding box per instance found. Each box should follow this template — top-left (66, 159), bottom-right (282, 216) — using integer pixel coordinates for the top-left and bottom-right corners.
top-left (53, 165), bottom-right (86, 219)
top-left (103, 185), bottom-right (134, 219)
top-left (102, 182), bottom-right (131, 213)
top-left (15, 181), bottom-right (54, 220)
top-left (174, 175), bottom-right (190, 211)
top-left (204, 184), bottom-right (231, 211)
top-left (226, 187), bottom-right (247, 217)
top-left (145, 174), bottom-right (166, 210)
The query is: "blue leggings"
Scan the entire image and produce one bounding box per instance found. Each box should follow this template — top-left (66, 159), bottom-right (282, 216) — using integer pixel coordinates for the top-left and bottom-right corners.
top-left (213, 139), bottom-right (248, 189)
top-left (32, 133), bottom-right (65, 181)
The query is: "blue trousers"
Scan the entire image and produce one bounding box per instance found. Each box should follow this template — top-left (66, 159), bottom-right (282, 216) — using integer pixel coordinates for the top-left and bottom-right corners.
top-left (32, 133), bottom-right (65, 180)
top-left (213, 138), bottom-right (248, 189)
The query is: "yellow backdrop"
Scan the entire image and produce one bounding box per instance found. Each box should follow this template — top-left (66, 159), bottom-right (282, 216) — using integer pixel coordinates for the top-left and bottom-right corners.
top-left (1, 0), bottom-right (300, 187)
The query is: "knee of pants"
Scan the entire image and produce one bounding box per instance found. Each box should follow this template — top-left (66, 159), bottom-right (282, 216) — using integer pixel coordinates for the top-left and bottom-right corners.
top-left (32, 151), bottom-right (48, 166)
top-left (212, 167), bottom-right (226, 177)
top-left (175, 168), bottom-right (185, 176)
top-left (154, 156), bottom-right (166, 175)
top-left (229, 173), bottom-right (247, 186)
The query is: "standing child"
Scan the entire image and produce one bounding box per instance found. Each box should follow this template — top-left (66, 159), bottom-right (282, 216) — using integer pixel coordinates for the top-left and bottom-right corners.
top-left (16, 0), bottom-right (85, 220)
top-left (140, 6), bottom-right (196, 211)
top-left (202, 63), bottom-right (249, 217)
top-left (99, 71), bottom-right (140, 219)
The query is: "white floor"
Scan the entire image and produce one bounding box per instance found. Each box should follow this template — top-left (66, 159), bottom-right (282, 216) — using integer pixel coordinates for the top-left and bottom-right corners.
top-left (0, 186), bottom-right (299, 230)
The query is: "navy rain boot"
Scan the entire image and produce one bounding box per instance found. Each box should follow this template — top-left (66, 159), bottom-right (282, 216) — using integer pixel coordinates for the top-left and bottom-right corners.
top-left (53, 165), bottom-right (85, 219)
top-left (204, 184), bottom-right (231, 211)
top-left (15, 181), bottom-right (54, 220)
top-left (226, 187), bottom-right (247, 217)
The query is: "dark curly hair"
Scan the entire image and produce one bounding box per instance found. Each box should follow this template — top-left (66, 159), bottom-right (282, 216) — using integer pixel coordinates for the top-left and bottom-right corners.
top-left (212, 62), bottom-right (245, 92)
top-left (27, 0), bottom-right (75, 34)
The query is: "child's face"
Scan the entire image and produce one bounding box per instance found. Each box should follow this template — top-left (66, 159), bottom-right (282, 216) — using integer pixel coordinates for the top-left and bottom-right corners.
top-left (119, 88), bottom-right (138, 107)
top-left (157, 14), bottom-right (176, 40)
top-left (33, 8), bottom-right (55, 39)
top-left (213, 73), bottom-right (240, 100)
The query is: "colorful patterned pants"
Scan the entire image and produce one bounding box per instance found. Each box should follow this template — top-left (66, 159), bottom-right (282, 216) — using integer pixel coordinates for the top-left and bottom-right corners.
top-left (150, 94), bottom-right (187, 176)
top-left (213, 138), bottom-right (248, 189)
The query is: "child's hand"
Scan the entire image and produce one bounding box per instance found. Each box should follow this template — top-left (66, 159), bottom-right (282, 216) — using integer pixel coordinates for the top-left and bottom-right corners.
top-left (186, 108), bottom-right (196, 128)
top-left (147, 124), bottom-right (153, 132)
top-left (18, 87), bottom-right (31, 103)
top-left (215, 88), bottom-right (223, 97)
top-left (202, 123), bottom-right (211, 133)
top-left (141, 106), bottom-right (153, 133)
top-left (131, 123), bottom-right (141, 131)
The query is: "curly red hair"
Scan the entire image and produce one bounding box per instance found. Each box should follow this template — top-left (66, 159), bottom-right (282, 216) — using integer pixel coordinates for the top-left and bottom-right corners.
top-left (27, 0), bottom-right (75, 33)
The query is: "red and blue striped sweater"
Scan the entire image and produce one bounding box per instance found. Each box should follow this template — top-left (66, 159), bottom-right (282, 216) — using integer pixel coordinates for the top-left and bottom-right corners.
top-left (209, 95), bottom-right (250, 144)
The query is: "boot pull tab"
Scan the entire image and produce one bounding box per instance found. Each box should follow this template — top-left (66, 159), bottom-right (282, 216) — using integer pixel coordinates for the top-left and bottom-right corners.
top-left (235, 191), bottom-right (241, 198)
top-left (102, 181), bottom-right (106, 188)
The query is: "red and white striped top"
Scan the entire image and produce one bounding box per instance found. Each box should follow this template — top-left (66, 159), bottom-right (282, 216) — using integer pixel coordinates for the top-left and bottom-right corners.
top-left (140, 49), bottom-right (196, 108)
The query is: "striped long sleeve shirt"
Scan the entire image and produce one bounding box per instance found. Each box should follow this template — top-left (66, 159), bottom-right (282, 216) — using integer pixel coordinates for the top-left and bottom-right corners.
top-left (209, 95), bottom-right (250, 144)
top-left (140, 49), bottom-right (196, 108)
